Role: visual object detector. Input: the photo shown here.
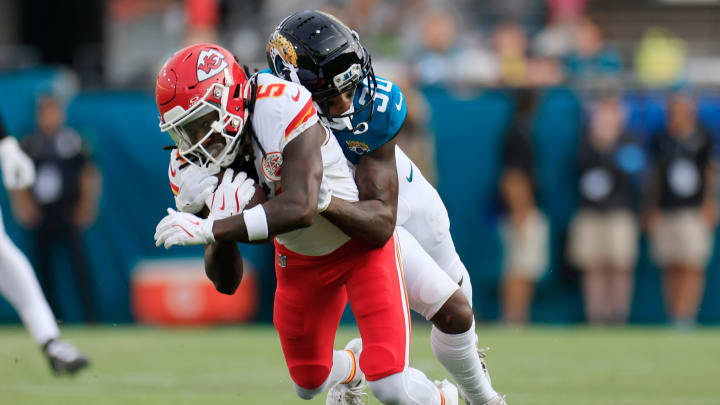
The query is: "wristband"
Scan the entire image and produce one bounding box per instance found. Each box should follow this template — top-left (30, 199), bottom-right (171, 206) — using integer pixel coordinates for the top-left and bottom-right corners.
top-left (243, 204), bottom-right (269, 241)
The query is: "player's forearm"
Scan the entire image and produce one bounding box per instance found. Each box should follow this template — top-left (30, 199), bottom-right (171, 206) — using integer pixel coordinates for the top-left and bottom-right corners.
top-left (204, 240), bottom-right (244, 294)
top-left (322, 196), bottom-right (395, 248)
top-left (212, 192), bottom-right (315, 243)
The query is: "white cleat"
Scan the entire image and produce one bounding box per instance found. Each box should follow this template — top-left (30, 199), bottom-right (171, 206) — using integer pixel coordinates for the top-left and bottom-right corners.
top-left (326, 338), bottom-right (368, 405)
top-left (435, 379), bottom-right (459, 405)
top-left (476, 347), bottom-right (508, 405)
top-left (478, 347), bottom-right (492, 384)
top-left (480, 395), bottom-right (508, 405)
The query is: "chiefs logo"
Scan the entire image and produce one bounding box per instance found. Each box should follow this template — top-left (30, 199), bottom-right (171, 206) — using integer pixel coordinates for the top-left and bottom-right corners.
top-left (261, 151), bottom-right (283, 182)
top-left (346, 140), bottom-right (370, 155)
top-left (196, 49), bottom-right (228, 82)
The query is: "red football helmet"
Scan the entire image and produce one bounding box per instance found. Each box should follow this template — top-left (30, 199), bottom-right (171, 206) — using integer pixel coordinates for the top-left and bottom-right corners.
top-left (156, 43), bottom-right (249, 170)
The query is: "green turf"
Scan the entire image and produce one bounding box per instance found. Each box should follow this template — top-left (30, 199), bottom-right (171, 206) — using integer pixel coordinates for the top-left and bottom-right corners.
top-left (1, 324), bottom-right (718, 405)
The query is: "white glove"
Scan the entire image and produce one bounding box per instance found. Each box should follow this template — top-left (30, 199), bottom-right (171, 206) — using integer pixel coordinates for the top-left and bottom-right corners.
top-left (174, 165), bottom-right (218, 214)
top-left (0, 137), bottom-right (35, 189)
top-left (205, 168), bottom-right (256, 220)
top-left (317, 174), bottom-right (332, 213)
top-left (154, 208), bottom-right (215, 249)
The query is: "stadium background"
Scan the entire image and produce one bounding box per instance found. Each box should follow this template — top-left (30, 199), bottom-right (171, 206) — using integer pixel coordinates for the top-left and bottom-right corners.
top-left (0, 0), bottom-right (720, 327)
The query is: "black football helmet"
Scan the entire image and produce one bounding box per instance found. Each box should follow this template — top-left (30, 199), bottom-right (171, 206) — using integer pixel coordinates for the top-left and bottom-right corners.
top-left (266, 10), bottom-right (377, 133)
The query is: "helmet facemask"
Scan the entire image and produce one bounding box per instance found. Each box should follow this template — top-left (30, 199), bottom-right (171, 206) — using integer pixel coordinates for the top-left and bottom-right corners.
top-left (314, 49), bottom-right (377, 134)
top-left (160, 83), bottom-right (245, 172)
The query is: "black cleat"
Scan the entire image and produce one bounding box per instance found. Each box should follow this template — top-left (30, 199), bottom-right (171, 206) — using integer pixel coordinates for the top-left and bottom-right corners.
top-left (42, 339), bottom-right (90, 375)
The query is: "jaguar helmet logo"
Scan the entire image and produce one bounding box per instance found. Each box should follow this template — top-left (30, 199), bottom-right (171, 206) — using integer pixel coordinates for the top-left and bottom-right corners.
top-left (267, 32), bottom-right (301, 83)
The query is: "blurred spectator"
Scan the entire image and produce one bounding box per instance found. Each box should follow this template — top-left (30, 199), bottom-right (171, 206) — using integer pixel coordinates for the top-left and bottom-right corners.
top-left (493, 21), bottom-right (529, 86)
top-left (533, 0), bottom-right (588, 58)
top-left (499, 89), bottom-right (550, 325)
top-left (646, 94), bottom-right (716, 327)
top-left (568, 95), bottom-right (643, 325)
top-left (412, 7), bottom-right (498, 86)
top-left (184, 0), bottom-right (219, 45)
top-left (634, 28), bottom-right (687, 88)
top-left (492, 21), bottom-right (563, 87)
top-left (11, 95), bottom-right (101, 323)
top-left (563, 17), bottom-right (622, 86)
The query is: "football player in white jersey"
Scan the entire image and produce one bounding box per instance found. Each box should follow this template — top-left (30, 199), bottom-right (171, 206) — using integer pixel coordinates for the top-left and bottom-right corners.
top-left (266, 11), bottom-right (507, 405)
top-left (0, 112), bottom-right (88, 374)
top-left (153, 44), bottom-right (459, 405)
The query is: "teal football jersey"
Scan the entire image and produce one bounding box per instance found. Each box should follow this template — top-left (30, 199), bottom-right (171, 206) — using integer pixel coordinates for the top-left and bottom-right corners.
top-left (333, 75), bottom-right (407, 165)
top-left (263, 68), bottom-right (407, 165)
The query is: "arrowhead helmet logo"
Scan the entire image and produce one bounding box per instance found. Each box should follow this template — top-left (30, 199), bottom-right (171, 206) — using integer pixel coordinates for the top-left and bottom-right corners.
top-left (196, 49), bottom-right (229, 82)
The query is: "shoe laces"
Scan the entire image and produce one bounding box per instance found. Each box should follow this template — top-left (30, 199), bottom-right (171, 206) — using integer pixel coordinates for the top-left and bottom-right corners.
top-left (344, 380), bottom-right (369, 405)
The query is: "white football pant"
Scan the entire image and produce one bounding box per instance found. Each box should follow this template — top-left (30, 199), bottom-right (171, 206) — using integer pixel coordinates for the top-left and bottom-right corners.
top-left (0, 205), bottom-right (59, 344)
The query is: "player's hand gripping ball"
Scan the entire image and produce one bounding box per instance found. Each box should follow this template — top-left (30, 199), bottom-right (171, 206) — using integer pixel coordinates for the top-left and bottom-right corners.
top-left (206, 168), bottom-right (258, 220)
top-left (211, 168), bottom-right (267, 213)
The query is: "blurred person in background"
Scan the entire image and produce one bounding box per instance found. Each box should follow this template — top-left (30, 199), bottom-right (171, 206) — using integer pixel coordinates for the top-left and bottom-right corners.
top-left (646, 93), bottom-right (717, 328)
top-left (11, 95), bottom-right (101, 324)
top-left (184, 0), bottom-right (219, 45)
top-left (493, 21), bottom-right (529, 86)
top-left (634, 28), bottom-right (687, 89)
top-left (499, 89), bottom-right (549, 325)
top-left (412, 6), bottom-right (498, 86)
top-left (0, 110), bottom-right (89, 374)
top-left (568, 94), bottom-right (642, 325)
top-left (492, 21), bottom-right (563, 87)
top-left (533, 0), bottom-right (587, 58)
top-left (563, 16), bottom-right (622, 86)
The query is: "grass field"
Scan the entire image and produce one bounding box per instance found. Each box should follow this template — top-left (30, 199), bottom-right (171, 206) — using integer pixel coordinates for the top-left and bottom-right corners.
top-left (1, 324), bottom-right (719, 405)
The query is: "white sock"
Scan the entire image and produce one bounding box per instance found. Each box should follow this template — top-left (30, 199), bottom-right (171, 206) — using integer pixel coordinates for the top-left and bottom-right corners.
top-left (431, 321), bottom-right (498, 404)
top-left (369, 368), bottom-right (443, 405)
top-left (329, 349), bottom-right (358, 386)
top-left (0, 234), bottom-right (59, 345)
top-left (293, 349), bottom-right (355, 399)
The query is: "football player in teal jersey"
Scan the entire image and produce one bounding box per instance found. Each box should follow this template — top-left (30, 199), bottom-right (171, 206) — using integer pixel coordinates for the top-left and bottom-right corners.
top-left (267, 10), bottom-right (507, 405)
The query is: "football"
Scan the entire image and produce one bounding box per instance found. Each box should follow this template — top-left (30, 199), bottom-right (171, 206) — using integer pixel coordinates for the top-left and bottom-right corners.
top-left (246, 183), bottom-right (268, 210)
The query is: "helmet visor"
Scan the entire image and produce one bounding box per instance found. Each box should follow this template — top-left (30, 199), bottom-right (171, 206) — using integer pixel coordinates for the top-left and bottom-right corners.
top-left (168, 105), bottom-right (221, 152)
top-left (165, 102), bottom-right (240, 168)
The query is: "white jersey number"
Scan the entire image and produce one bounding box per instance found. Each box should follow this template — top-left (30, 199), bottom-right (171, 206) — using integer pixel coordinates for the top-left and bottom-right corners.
top-left (358, 77), bottom-right (393, 113)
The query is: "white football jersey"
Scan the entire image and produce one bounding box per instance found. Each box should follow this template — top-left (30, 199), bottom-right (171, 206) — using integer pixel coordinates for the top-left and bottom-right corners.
top-left (250, 73), bottom-right (358, 256)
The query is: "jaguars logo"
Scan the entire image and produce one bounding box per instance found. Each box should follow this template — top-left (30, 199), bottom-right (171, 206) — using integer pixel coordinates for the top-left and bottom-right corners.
top-left (346, 140), bottom-right (370, 155)
top-left (267, 31), bottom-right (300, 83)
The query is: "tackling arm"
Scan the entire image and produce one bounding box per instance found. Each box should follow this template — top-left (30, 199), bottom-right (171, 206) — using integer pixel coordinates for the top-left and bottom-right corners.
top-left (321, 139), bottom-right (398, 248)
top-left (211, 122), bottom-right (325, 242)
